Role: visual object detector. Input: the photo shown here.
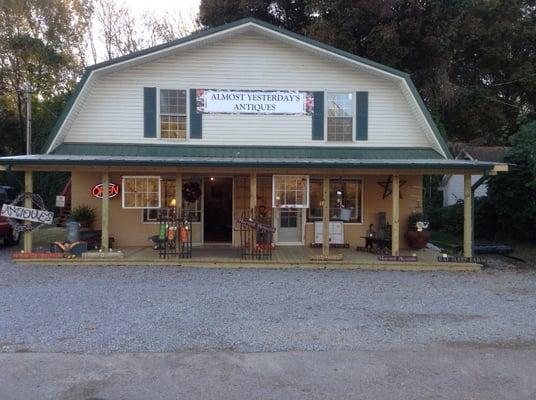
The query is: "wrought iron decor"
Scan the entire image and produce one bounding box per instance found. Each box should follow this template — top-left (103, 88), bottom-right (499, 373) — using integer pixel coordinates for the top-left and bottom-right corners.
top-left (156, 208), bottom-right (192, 259)
top-left (238, 209), bottom-right (275, 261)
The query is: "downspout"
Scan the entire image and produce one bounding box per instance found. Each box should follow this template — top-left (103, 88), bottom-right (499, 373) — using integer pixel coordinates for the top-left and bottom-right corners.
top-left (470, 172), bottom-right (491, 255)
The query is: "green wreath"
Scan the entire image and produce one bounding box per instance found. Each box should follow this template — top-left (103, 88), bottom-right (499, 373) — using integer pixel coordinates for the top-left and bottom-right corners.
top-left (182, 181), bottom-right (202, 203)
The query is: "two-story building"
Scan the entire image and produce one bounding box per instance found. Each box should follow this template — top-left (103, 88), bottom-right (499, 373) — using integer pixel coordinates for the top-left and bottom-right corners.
top-left (0, 18), bottom-right (506, 262)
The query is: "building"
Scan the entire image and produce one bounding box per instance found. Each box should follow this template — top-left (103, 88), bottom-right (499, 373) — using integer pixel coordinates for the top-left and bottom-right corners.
top-left (439, 144), bottom-right (509, 206)
top-left (0, 18), bottom-right (506, 261)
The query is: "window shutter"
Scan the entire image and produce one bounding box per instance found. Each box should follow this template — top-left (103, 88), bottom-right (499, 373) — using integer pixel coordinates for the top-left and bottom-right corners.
top-left (189, 89), bottom-right (202, 139)
top-left (143, 87), bottom-right (157, 138)
top-left (312, 91), bottom-right (324, 140)
top-left (355, 91), bottom-right (368, 141)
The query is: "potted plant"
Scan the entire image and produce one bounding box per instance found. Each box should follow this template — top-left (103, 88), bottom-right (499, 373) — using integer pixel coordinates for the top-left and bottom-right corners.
top-left (404, 212), bottom-right (430, 249)
top-left (70, 204), bottom-right (97, 229)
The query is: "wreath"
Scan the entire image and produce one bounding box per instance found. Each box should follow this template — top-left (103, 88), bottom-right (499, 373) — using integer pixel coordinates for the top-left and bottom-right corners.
top-left (182, 181), bottom-right (202, 203)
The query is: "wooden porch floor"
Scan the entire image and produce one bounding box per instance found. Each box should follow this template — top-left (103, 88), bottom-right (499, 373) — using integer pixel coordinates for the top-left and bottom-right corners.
top-left (107, 245), bottom-right (480, 271)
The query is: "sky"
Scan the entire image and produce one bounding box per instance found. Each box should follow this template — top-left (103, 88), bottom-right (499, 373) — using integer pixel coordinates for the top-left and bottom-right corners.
top-left (120, 0), bottom-right (201, 20)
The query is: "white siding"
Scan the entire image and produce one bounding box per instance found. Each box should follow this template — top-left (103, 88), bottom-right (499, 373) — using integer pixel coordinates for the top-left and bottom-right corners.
top-left (442, 175), bottom-right (488, 206)
top-left (62, 32), bottom-right (434, 149)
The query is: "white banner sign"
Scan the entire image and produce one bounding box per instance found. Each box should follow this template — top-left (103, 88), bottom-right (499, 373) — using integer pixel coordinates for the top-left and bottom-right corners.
top-left (196, 89), bottom-right (314, 115)
top-left (1, 204), bottom-right (54, 225)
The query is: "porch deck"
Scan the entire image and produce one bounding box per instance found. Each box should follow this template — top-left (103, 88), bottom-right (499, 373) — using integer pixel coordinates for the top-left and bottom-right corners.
top-left (18, 245), bottom-right (482, 271)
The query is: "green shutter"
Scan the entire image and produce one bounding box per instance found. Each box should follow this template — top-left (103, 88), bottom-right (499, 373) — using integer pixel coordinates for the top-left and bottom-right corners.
top-left (189, 89), bottom-right (202, 139)
top-left (355, 91), bottom-right (368, 141)
top-left (312, 91), bottom-right (324, 140)
top-left (143, 87), bottom-right (157, 138)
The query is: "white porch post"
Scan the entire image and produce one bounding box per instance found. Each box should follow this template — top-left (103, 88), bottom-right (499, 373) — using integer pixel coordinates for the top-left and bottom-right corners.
top-left (101, 172), bottom-right (109, 251)
top-left (250, 173), bottom-right (257, 246)
top-left (322, 176), bottom-right (330, 257)
top-left (464, 174), bottom-right (473, 258)
top-left (391, 174), bottom-right (400, 256)
top-left (23, 170), bottom-right (33, 252)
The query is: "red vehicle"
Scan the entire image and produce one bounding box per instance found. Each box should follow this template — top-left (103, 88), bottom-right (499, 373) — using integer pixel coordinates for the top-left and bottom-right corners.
top-left (0, 186), bottom-right (21, 246)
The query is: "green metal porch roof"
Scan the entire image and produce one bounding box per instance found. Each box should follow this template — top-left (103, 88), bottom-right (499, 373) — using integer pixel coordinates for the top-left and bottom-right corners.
top-left (0, 143), bottom-right (496, 171)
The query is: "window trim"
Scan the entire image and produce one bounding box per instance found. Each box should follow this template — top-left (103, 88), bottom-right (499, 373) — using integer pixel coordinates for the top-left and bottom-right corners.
top-left (324, 91), bottom-right (356, 143)
top-left (307, 176), bottom-right (364, 224)
top-left (157, 87), bottom-right (189, 141)
top-left (122, 175), bottom-right (162, 209)
top-left (272, 175), bottom-right (310, 209)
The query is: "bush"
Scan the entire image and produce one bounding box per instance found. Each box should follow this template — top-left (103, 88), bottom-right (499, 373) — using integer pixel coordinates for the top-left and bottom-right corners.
top-left (429, 197), bottom-right (498, 240)
top-left (70, 204), bottom-right (96, 228)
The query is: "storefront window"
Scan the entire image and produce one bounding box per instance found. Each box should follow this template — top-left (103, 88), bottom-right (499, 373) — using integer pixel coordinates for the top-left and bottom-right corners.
top-left (160, 89), bottom-right (187, 139)
top-left (327, 92), bottom-right (353, 142)
top-left (273, 175), bottom-right (309, 208)
top-left (141, 177), bottom-right (201, 223)
top-left (122, 176), bottom-right (161, 209)
top-left (307, 177), bottom-right (363, 222)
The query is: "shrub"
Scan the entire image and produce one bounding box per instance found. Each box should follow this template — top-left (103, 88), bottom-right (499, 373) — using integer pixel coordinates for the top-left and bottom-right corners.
top-left (70, 204), bottom-right (96, 228)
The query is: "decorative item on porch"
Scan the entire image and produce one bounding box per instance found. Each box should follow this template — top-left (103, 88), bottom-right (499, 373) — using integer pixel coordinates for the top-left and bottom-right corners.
top-left (377, 176), bottom-right (407, 199)
top-left (237, 210), bottom-right (275, 260)
top-left (182, 181), bottom-right (202, 203)
top-left (149, 208), bottom-right (192, 259)
top-left (69, 204), bottom-right (96, 229)
top-left (357, 212), bottom-right (391, 254)
top-left (50, 240), bottom-right (87, 257)
top-left (404, 212), bottom-right (430, 250)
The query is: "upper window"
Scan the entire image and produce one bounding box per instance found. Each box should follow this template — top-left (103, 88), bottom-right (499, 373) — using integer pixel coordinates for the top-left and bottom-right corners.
top-left (160, 89), bottom-right (187, 139)
top-left (327, 92), bottom-right (353, 142)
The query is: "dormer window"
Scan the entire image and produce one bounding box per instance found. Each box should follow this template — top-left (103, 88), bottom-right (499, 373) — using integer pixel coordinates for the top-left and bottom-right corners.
top-left (327, 92), bottom-right (353, 142)
top-left (160, 89), bottom-right (187, 139)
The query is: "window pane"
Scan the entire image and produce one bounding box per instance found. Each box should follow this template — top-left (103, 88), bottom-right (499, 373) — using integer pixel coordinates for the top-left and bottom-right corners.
top-left (160, 89), bottom-right (187, 139)
top-left (327, 92), bottom-right (353, 142)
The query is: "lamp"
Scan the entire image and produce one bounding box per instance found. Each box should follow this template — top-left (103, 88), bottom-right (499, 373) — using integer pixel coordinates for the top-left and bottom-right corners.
top-left (170, 198), bottom-right (177, 207)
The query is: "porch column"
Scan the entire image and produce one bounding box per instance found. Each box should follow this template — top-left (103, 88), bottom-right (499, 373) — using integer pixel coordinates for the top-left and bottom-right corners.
top-left (322, 176), bottom-right (330, 257)
top-left (175, 174), bottom-right (182, 214)
top-left (23, 170), bottom-right (33, 252)
top-left (101, 172), bottom-right (109, 251)
top-left (391, 174), bottom-right (400, 256)
top-left (250, 173), bottom-right (257, 247)
top-left (463, 174), bottom-right (473, 258)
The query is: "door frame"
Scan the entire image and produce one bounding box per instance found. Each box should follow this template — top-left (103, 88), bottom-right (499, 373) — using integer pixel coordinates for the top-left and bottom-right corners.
top-left (202, 176), bottom-right (234, 244)
top-left (274, 207), bottom-right (306, 245)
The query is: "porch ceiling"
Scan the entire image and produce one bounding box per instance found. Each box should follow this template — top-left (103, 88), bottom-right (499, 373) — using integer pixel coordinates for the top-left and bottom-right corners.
top-left (0, 143), bottom-right (499, 172)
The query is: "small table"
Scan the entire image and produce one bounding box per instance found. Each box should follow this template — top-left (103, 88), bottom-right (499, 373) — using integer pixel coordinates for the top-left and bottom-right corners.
top-left (361, 236), bottom-right (392, 250)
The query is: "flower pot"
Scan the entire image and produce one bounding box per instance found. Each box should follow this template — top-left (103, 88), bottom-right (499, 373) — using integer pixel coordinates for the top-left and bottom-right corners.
top-left (404, 228), bottom-right (430, 250)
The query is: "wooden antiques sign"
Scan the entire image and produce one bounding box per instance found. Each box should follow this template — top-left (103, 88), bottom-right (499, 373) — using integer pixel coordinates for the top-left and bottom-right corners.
top-left (238, 218), bottom-right (276, 233)
top-left (1, 192), bottom-right (54, 232)
top-left (196, 89), bottom-right (314, 115)
top-left (1, 204), bottom-right (54, 225)
top-left (91, 182), bottom-right (120, 199)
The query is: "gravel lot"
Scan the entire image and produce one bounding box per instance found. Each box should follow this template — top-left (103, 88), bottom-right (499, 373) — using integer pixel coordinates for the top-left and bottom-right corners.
top-left (1, 248), bottom-right (536, 354)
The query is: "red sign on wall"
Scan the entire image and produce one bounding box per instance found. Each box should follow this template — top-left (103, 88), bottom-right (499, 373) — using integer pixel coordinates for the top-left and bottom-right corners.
top-left (91, 183), bottom-right (120, 199)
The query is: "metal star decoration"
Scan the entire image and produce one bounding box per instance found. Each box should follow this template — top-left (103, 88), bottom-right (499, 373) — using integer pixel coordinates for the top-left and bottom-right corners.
top-left (377, 176), bottom-right (407, 199)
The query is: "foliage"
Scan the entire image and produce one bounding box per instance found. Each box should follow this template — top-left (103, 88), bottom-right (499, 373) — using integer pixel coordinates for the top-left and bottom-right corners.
top-left (487, 121), bottom-right (536, 241)
top-left (70, 204), bottom-right (96, 227)
top-left (408, 212), bottom-right (423, 227)
top-left (429, 197), bottom-right (498, 240)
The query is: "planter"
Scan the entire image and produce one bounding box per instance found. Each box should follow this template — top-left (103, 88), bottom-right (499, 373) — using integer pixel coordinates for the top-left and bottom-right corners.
top-left (404, 228), bottom-right (430, 250)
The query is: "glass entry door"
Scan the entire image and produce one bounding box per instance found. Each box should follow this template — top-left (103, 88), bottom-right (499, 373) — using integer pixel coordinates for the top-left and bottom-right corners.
top-left (276, 208), bottom-right (303, 244)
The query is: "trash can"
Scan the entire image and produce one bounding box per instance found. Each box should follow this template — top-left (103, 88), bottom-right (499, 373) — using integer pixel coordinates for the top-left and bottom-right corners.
top-left (66, 221), bottom-right (81, 242)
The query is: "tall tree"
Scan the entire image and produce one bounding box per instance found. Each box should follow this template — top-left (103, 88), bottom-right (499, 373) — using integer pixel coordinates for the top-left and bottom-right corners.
top-left (0, 0), bottom-right (91, 155)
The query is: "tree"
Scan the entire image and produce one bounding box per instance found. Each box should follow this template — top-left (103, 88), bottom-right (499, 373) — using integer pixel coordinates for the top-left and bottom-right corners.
top-left (487, 121), bottom-right (536, 241)
top-left (0, 0), bottom-right (91, 155)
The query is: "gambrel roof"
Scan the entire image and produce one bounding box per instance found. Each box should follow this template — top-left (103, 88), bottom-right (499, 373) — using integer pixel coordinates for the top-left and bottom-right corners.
top-left (41, 17), bottom-right (451, 158)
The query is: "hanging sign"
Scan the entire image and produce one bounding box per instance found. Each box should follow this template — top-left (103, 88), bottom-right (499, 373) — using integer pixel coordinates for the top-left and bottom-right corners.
top-left (196, 89), bottom-right (314, 115)
top-left (1, 204), bottom-right (54, 225)
top-left (91, 183), bottom-right (120, 199)
top-left (56, 195), bottom-right (66, 208)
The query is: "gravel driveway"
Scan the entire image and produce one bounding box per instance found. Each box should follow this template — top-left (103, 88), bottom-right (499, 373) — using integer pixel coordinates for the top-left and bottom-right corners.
top-left (1, 248), bottom-right (536, 354)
